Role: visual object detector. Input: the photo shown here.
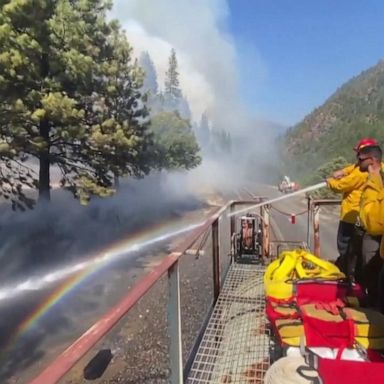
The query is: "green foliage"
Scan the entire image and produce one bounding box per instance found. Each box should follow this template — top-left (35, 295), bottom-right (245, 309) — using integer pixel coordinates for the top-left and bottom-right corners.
top-left (139, 51), bottom-right (158, 95)
top-left (194, 112), bottom-right (231, 158)
top-left (0, 0), bottom-right (153, 207)
top-left (305, 156), bottom-right (349, 199)
top-left (141, 49), bottom-right (191, 120)
top-left (303, 156), bottom-right (349, 185)
top-left (164, 48), bottom-right (181, 98)
top-left (150, 111), bottom-right (201, 170)
top-left (282, 60), bottom-right (384, 181)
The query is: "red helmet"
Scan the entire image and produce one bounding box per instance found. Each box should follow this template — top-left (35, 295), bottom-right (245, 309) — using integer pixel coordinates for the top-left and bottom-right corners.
top-left (353, 138), bottom-right (379, 152)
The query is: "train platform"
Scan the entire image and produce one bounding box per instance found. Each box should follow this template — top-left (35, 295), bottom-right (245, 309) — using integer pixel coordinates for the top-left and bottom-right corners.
top-left (187, 263), bottom-right (270, 383)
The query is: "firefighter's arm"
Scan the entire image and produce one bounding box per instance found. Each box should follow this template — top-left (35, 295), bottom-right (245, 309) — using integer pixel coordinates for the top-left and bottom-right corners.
top-left (326, 169), bottom-right (366, 193)
top-left (332, 164), bottom-right (355, 179)
top-left (360, 174), bottom-right (384, 235)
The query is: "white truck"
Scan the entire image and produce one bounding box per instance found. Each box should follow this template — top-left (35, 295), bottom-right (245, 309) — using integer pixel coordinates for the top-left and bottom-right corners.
top-left (278, 176), bottom-right (300, 193)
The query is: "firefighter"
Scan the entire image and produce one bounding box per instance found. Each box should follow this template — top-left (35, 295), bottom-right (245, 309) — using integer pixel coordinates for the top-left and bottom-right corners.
top-left (325, 139), bottom-right (378, 276)
top-left (358, 144), bottom-right (384, 309)
top-left (332, 138), bottom-right (379, 179)
top-left (241, 219), bottom-right (254, 250)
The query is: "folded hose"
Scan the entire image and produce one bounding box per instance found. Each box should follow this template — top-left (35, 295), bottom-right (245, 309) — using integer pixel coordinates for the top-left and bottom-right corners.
top-left (264, 249), bottom-right (345, 299)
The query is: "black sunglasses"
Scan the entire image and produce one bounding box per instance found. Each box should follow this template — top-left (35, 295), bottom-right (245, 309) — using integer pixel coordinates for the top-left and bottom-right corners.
top-left (357, 156), bottom-right (372, 162)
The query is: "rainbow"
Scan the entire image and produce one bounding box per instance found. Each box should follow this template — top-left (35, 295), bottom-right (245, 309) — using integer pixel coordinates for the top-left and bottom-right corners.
top-left (3, 216), bottom-right (204, 351)
top-left (6, 269), bottom-right (91, 352)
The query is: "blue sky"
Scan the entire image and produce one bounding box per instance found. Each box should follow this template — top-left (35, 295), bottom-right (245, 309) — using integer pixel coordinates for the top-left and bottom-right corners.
top-left (228, 0), bottom-right (384, 127)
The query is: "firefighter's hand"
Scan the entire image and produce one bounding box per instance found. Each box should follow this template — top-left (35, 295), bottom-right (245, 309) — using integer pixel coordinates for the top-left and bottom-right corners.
top-left (368, 163), bottom-right (381, 175)
top-left (332, 170), bottom-right (345, 179)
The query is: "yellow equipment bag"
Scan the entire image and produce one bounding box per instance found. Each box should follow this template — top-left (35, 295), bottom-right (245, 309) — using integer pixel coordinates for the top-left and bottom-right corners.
top-left (344, 307), bottom-right (384, 349)
top-left (275, 319), bottom-right (304, 346)
top-left (264, 249), bottom-right (345, 300)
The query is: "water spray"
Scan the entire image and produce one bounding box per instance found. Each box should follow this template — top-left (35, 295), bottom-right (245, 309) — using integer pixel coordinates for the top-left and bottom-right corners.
top-left (229, 182), bottom-right (327, 217)
top-left (0, 221), bottom-right (204, 302)
top-left (0, 182), bottom-right (327, 302)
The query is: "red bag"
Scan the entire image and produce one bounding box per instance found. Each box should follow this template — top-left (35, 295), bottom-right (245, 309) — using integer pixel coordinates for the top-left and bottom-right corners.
top-left (302, 315), bottom-right (355, 349)
top-left (266, 299), bottom-right (299, 321)
top-left (266, 280), bottom-right (365, 350)
top-left (295, 280), bottom-right (349, 305)
top-left (305, 348), bottom-right (384, 384)
top-left (294, 280), bottom-right (364, 305)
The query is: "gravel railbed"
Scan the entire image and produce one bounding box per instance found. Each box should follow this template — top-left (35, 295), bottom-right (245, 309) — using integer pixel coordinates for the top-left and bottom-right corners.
top-left (61, 204), bottom-right (231, 384)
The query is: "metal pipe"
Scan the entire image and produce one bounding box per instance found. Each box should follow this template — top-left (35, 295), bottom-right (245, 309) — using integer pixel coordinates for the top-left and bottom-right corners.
top-left (311, 199), bottom-right (341, 205)
top-left (230, 203), bottom-right (236, 240)
top-left (212, 219), bottom-right (220, 302)
top-left (168, 262), bottom-right (183, 384)
top-left (261, 205), bottom-right (270, 259)
top-left (306, 197), bottom-right (311, 248)
top-left (313, 204), bottom-right (321, 257)
top-left (229, 182), bottom-right (327, 217)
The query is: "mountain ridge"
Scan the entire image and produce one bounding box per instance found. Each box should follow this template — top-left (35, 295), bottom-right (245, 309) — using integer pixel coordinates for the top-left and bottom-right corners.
top-left (282, 59), bottom-right (384, 179)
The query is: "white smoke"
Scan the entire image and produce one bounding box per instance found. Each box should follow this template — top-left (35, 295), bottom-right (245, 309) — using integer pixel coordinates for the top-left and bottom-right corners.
top-left (110, 0), bottom-right (285, 187)
top-left (111, 0), bottom-right (241, 128)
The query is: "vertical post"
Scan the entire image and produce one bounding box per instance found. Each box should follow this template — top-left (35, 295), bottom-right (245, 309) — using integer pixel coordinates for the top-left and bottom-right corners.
top-left (313, 204), bottom-right (321, 257)
top-left (261, 205), bottom-right (270, 259)
top-left (212, 219), bottom-right (220, 302)
top-left (307, 197), bottom-right (311, 248)
top-left (230, 203), bottom-right (236, 239)
top-left (168, 262), bottom-right (183, 384)
top-left (229, 203), bottom-right (236, 262)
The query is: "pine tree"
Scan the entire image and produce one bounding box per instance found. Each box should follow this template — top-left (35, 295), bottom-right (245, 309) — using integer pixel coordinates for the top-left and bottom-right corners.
top-left (150, 111), bottom-right (201, 170)
top-left (198, 112), bottom-right (211, 147)
top-left (164, 48), bottom-right (182, 98)
top-left (0, 0), bottom-right (154, 206)
top-left (139, 51), bottom-right (158, 95)
top-left (178, 96), bottom-right (192, 120)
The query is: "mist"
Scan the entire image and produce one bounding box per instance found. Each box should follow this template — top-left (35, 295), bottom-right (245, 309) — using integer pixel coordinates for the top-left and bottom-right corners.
top-left (0, 4), bottom-right (291, 382)
top-left (0, 1), bottom-right (280, 284)
top-left (111, 0), bottom-right (285, 186)
top-left (0, 0), bottom-right (286, 287)
top-left (111, 0), bottom-right (236, 124)
top-left (0, 174), bottom-right (206, 284)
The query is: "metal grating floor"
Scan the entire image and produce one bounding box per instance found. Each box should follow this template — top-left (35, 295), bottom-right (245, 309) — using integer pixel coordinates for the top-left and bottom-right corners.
top-left (187, 263), bottom-right (270, 384)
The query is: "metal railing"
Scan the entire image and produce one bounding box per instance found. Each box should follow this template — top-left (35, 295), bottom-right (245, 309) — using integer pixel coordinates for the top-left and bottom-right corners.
top-left (308, 197), bottom-right (341, 257)
top-left (29, 199), bottom-right (268, 384)
top-left (27, 195), bottom-right (342, 383)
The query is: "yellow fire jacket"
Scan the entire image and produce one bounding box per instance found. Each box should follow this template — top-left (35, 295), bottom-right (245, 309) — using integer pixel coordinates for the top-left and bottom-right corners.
top-left (341, 163), bottom-right (356, 176)
top-left (360, 173), bottom-right (384, 257)
top-left (327, 165), bottom-right (368, 224)
top-left (341, 162), bottom-right (384, 176)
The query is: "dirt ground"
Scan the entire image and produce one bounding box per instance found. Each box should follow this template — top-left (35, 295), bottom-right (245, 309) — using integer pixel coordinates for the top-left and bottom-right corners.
top-left (59, 202), bottom-right (225, 384)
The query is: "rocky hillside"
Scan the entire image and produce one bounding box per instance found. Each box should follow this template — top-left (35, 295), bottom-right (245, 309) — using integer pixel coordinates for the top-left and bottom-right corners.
top-left (282, 60), bottom-right (384, 180)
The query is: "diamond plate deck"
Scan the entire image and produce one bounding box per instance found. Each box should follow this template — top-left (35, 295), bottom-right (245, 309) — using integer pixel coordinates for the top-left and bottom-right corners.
top-left (187, 263), bottom-right (270, 384)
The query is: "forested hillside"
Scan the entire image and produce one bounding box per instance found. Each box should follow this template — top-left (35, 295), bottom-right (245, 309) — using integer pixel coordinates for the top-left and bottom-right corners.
top-left (282, 60), bottom-right (384, 181)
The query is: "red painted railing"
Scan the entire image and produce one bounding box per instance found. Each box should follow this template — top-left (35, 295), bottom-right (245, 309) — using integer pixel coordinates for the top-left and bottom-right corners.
top-left (29, 200), bottom-right (265, 384)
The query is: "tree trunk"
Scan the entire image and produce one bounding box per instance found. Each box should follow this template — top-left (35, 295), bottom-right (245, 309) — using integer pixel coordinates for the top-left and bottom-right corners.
top-left (114, 174), bottom-right (120, 190)
top-left (38, 51), bottom-right (51, 203)
top-left (38, 118), bottom-right (50, 202)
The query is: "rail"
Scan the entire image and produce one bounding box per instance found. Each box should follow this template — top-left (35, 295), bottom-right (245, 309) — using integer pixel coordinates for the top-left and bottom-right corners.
top-left (308, 197), bottom-right (341, 257)
top-left (28, 194), bottom-right (341, 383)
top-left (29, 198), bottom-right (268, 384)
